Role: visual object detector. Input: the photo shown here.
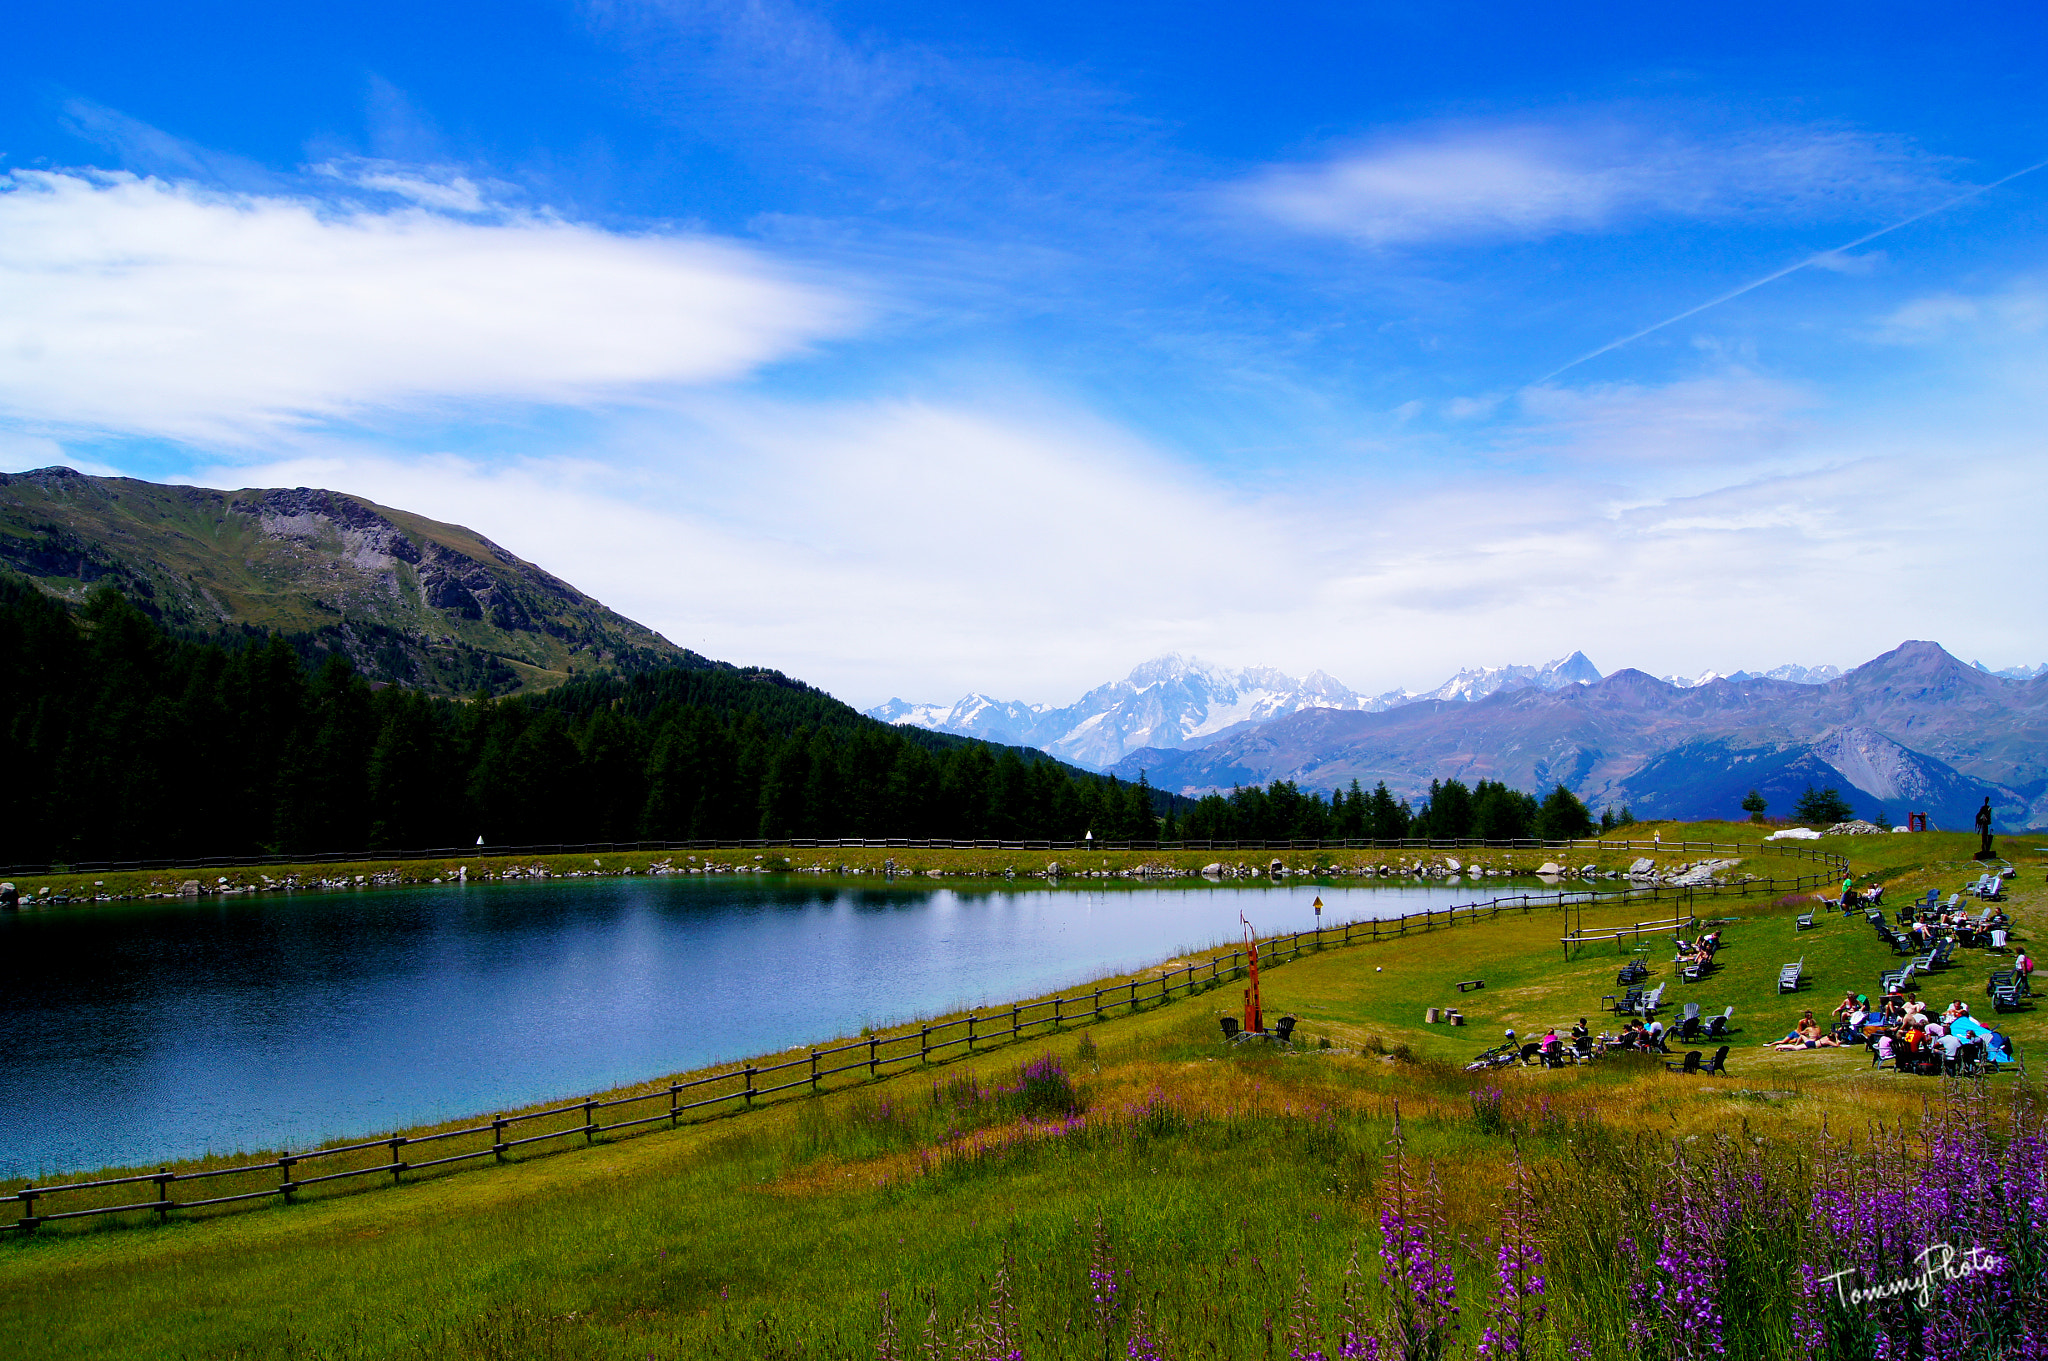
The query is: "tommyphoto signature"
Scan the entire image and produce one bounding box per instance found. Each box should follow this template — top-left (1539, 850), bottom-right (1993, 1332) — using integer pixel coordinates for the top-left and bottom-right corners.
top-left (1819, 1244), bottom-right (2004, 1309)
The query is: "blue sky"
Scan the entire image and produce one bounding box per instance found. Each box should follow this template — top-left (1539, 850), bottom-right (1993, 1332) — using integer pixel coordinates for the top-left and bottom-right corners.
top-left (4, 1), bottom-right (2046, 704)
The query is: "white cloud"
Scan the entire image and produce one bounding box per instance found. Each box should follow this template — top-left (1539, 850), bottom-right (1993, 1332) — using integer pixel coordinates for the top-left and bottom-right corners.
top-left (1235, 122), bottom-right (1934, 245)
top-left (314, 159), bottom-right (492, 214)
top-left (0, 170), bottom-right (863, 442)
top-left (1872, 280), bottom-right (2048, 343)
top-left (1511, 371), bottom-right (1818, 465)
top-left (176, 371), bottom-right (2044, 711)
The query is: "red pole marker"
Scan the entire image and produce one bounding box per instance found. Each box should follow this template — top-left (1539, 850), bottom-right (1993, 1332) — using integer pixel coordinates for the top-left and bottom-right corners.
top-left (1241, 912), bottom-right (1263, 1033)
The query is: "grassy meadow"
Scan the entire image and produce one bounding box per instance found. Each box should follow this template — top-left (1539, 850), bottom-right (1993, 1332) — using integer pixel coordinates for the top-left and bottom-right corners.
top-left (1, 824), bottom-right (2042, 1358)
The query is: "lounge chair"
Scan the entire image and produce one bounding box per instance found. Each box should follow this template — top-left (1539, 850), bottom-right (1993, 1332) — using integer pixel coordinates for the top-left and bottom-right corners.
top-left (1879, 962), bottom-right (1917, 995)
top-left (1703, 1045), bottom-right (1729, 1076)
top-left (1571, 1034), bottom-right (1594, 1062)
top-left (1602, 986), bottom-right (1643, 1014)
top-left (1638, 982), bottom-right (1668, 1015)
top-left (1705, 1007), bottom-right (1735, 1038)
top-left (1676, 1015), bottom-right (1701, 1041)
top-left (1219, 1017), bottom-right (1240, 1040)
top-left (1664, 1050), bottom-right (1702, 1074)
top-left (1796, 910), bottom-right (1816, 931)
top-left (1274, 1015), bottom-right (1297, 1043)
top-left (1777, 958), bottom-right (1805, 994)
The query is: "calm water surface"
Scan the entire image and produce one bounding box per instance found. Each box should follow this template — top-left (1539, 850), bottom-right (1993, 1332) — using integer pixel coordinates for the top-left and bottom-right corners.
top-left (0, 875), bottom-right (1542, 1175)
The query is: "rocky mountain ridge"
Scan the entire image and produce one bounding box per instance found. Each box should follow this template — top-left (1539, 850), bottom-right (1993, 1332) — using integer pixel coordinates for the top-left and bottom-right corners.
top-left (0, 466), bottom-right (692, 694)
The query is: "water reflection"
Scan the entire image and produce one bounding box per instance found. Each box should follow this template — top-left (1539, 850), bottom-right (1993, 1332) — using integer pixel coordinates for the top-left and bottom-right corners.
top-left (1, 875), bottom-right (1536, 1175)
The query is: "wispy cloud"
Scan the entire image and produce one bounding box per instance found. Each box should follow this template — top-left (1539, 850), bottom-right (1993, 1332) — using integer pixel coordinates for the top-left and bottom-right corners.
top-left (0, 169), bottom-right (863, 442)
top-left (1511, 371), bottom-right (1819, 465)
top-left (314, 158), bottom-right (495, 214)
top-left (1234, 121), bottom-right (1939, 245)
top-left (1871, 278), bottom-right (2048, 343)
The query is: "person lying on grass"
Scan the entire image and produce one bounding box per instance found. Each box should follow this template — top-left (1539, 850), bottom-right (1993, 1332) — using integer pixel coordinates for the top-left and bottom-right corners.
top-left (1770, 1011), bottom-right (1844, 1050)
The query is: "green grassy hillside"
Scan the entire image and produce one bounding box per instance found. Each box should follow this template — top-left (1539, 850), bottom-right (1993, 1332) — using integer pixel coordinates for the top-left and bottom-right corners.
top-left (0, 466), bottom-right (692, 694)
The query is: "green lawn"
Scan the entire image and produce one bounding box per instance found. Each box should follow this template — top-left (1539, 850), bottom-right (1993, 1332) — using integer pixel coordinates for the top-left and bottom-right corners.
top-left (1, 823), bottom-right (2038, 1359)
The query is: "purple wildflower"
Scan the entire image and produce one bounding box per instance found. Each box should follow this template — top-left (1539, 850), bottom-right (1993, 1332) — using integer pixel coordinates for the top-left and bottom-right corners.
top-left (875, 1291), bottom-right (902, 1361)
top-left (1475, 1143), bottom-right (1546, 1360)
top-left (1377, 1115), bottom-right (1458, 1361)
top-left (1286, 1263), bottom-right (1328, 1361)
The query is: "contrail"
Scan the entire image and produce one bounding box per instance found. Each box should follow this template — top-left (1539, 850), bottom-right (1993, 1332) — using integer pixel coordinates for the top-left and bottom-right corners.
top-left (1534, 156), bottom-right (2048, 384)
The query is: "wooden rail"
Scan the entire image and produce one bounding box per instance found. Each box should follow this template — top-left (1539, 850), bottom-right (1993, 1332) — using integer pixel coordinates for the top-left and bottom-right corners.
top-left (3, 863), bottom-right (1821, 1236)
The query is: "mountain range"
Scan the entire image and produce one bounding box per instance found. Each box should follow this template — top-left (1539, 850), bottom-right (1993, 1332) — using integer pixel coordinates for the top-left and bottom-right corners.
top-left (0, 466), bottom-right (689, 695)
top-left (869, 652), bottom-right (1605, 770)
top-left (1098, 642), bottom-right (2048, 831)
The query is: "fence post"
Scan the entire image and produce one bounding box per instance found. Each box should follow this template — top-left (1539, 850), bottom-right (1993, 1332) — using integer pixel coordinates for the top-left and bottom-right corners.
top-left (1129, 980), bottom-right (1138, 1010)
top-left (1053, 997), bottom-right (1062, 1027)
top-left (920, 1027), bottom-right (930, 1063)
top-left (279, 1155), bottom-right (295, 1205)
top-left (1093, 989), bottom-right (1103, 1022)
top-left (389, 1137), bottom-right (404, 1183)
top-left (17, 1185), bottom-right (35, 1234)
top-left (584, 1099), bottom-right (597, 1142)
top-left (495, 1114), bottom-right (509, 1158)
top-left (744, 1067), bottom-right (757, 1107)
top-left (869, 1036), bottom-right (879, 1078)
top-left (966, 1015), bottom-right (976, 1053)
top-left (1011, 1004), bottom-right (1020, 1038)
top-left (155, 1169), bottom-right (170, 1223)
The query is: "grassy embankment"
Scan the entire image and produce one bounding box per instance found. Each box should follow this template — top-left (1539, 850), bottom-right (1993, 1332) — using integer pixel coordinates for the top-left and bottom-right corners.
top-left (0, 826), bottom-right (2039, 1358)
top-left (10, 818), bottom-right (1824, 904)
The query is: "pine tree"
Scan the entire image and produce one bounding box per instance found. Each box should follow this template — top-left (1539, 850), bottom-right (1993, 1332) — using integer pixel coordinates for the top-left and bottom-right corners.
top-left (1535, 783), bottom-right (1594, 840)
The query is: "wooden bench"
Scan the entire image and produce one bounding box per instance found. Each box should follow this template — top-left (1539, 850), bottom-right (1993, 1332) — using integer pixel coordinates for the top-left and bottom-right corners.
top-left (1455, 979), bottom-right (1485, 993)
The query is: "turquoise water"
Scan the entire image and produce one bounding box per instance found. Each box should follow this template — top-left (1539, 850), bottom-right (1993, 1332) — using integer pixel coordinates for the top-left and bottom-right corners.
top-left (0, 875), bottom-right (1548, 1176)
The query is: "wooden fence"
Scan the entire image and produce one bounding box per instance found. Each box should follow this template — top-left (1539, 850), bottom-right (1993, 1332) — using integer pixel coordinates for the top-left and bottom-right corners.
top-left (3, 859), bottom-right (1842, 1235)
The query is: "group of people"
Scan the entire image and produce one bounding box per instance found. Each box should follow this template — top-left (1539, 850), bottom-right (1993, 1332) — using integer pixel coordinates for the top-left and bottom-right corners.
top-left (1906, 901), bottom-right (2013, 951)
top-left (1770, 990), bottom-right (2015, 1070)
top-left (1673, 927), bottom-right (1722, 972)
top-left (1840, 876), bottom-right (1885, 911)
top-left (1504, 1016), bottom-right (1665, 1062)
